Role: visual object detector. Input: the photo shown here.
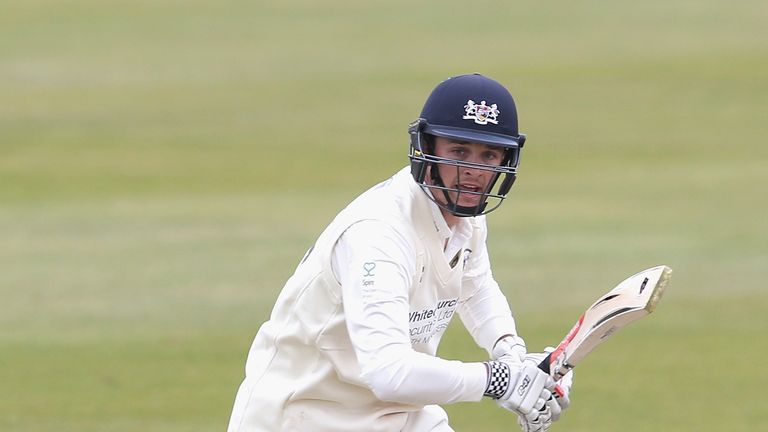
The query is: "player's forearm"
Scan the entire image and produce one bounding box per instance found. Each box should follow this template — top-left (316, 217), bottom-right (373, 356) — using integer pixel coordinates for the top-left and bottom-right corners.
top-left (359, 346), bottom-right (487, 405)
top-left (458, 279), bottom-right (518, 355)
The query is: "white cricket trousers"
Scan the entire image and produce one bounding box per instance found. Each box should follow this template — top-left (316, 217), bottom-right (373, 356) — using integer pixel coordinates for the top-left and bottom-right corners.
top-left (402, 405), bottom-right (454, 432)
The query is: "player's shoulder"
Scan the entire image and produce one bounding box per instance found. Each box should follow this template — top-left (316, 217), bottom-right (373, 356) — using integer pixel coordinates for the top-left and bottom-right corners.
top-left (343, 168), bottom-right (414, 215)
top-left (342, 219), bottom-right (415, 251)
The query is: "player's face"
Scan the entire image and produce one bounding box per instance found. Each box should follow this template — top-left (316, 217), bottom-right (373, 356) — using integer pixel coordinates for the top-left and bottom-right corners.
top-left (429, 137), bottom-right (506, 208)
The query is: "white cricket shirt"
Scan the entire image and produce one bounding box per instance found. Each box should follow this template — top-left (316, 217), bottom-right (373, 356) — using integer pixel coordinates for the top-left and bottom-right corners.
top-left (228, 167), bottom-right (519, 432)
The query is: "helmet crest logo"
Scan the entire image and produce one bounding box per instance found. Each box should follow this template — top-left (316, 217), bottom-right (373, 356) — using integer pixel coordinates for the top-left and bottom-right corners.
top-left (463, 100), bottom-right (500, 125)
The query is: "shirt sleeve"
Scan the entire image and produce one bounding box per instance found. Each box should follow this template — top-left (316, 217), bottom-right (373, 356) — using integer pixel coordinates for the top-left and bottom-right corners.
top-left (458, 222), bottom-right (520, 356)
top-left (332, 220), bottom-right (487, 405)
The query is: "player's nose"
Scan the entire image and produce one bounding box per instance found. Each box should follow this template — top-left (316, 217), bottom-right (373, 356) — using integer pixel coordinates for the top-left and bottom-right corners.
top-left (460, 161), bottom-right (486, 177)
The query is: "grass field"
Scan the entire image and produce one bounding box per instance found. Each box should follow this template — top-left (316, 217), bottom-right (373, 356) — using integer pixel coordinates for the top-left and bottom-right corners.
top-left (2, 0), bottom-right (767, 431)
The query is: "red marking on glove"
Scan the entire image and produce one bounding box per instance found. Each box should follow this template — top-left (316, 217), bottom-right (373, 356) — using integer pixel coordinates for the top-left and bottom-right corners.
top-left (554, 384), bottom-right (565, 398)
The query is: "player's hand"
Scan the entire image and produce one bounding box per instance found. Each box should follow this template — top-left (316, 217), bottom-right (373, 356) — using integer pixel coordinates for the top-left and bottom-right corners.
top-left (491, 334), bottom-right (527, 363)
top-left (524, 348), bottom-right (574, 422)
top-left (517, 409), bottom-right (552, 432)
top-left (485, 355), bottom-right (554, 420)
top-left (554, 369), bottom-right (573, 414)
top-left (514, 352), bottom-right (556, 432)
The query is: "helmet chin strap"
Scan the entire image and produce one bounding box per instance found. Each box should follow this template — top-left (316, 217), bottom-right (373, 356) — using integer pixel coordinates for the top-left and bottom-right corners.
top-left (428, 163), bottom-right (487, 217)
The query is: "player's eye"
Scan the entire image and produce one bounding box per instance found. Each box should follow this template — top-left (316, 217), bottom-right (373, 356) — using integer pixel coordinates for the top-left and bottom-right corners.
top-left (450, 147), bottom-right (468, 158)
top-left (483, 151), bottom-right (503, 164)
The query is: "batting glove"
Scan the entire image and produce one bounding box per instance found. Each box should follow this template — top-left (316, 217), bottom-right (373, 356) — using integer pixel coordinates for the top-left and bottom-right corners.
top-left (483, 354), bottom-right (554, 421)
top-left (491, 334), bottom-right (527, 363)
top-left (524, 348), bottom-right (574, 422)
top-left (517, 409), bottom-right (552, 432)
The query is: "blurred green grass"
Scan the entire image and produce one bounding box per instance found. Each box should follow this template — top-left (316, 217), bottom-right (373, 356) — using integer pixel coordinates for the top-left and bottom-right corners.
top-left (1, 0), bottom-right (767, 431)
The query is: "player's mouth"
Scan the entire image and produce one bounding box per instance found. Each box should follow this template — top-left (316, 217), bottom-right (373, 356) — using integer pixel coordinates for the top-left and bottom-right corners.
top-left (454, 183), bottom-right (484, 204)
top-left (456, 183), bottom-right (483, 194)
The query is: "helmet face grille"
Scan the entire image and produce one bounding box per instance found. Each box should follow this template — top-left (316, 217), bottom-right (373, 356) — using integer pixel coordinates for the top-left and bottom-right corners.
top-left (410, 151), bottom-right (517, 217)
top-left (408, 123), bottom-right (519, 217)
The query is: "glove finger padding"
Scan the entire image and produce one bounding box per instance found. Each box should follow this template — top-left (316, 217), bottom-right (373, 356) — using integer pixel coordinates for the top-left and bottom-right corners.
top-left (558, 369), bottom-right (574, 392)
top-left (533, 388), bottom-right (551, 412)
top-left (544, 393), bottom-right (562, 422)
top-left (557, 370), bottom-right (574, 397)
top-left (518, 410), bottom-right (552, 432)
top-left (553, 370), bottom-right (574, 414)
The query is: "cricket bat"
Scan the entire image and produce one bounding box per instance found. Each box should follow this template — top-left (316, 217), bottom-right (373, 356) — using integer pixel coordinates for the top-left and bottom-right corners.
top-left (539, 265), bottom-right (673, 387)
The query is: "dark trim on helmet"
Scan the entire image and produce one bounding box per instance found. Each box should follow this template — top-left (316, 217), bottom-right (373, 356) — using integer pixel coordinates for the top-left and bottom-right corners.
top-left (424, 124), bottom-right (526, 149)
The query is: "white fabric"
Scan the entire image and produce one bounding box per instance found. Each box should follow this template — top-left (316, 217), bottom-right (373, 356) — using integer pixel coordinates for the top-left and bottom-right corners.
top-left (402, 405), bottom-right (454, 432)
top-left (332, 221), bottom-right (487, 405)
top-left (331, 186), bottom-right (519, 357)
top-left (422, 187), bottom-right (519, 357)
top-left (227, 167), bottom-right (521, 432)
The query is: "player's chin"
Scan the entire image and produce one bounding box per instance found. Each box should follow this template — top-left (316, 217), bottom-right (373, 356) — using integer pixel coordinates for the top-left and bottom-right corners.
top-left (455, 194), bottom-right (484, 207)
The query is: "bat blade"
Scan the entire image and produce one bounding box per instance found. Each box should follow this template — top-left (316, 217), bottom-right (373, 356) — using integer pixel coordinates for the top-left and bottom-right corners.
top-left (539, 265), bottom-right (672, 380)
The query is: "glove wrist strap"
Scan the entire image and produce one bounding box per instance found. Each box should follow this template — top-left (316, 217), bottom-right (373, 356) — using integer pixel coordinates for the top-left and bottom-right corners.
top-left (483, 361), bottom-right (511, 399)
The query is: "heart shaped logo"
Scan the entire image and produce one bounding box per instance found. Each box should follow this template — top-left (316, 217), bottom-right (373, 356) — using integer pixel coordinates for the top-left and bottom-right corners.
top-left (363, 262), bottom-right (376, 277)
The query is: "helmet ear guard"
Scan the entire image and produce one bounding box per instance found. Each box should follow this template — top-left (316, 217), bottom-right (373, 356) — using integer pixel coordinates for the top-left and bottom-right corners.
top-left (495, 137), bottom-right (524, 196)
top-left (496, 171), bottom-right (517, 196)
top-left (408, 119), bottom-right (429, 183)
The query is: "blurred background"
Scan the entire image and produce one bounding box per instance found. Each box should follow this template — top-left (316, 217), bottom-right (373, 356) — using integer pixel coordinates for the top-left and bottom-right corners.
top-left (1, 0), bottom-right (766, 430)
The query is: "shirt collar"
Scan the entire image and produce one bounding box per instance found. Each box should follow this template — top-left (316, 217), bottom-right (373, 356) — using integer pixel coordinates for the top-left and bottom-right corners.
top-left (403, 166), bottom-right (473, 246)
top-left (424, 188), bottom-right (473, 243)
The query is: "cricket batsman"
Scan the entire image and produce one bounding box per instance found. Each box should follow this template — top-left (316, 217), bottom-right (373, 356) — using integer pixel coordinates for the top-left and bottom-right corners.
top-left (227, 73), bottom-right (574, 431)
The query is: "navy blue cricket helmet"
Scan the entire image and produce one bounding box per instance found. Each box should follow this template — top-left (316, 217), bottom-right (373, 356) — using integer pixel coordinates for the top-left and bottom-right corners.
top-left (409, 73), bottom-right (526, 217)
